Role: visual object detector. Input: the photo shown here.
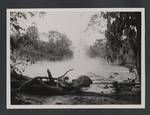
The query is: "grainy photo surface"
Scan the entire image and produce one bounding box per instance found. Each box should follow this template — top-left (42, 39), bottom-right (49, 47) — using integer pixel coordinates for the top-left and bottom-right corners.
top-left (7, 8), bottom-right (145, 109)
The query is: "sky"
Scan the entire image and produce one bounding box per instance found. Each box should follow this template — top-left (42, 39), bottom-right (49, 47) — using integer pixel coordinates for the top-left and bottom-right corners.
top-left (18, 11), bottom-right (107, 47)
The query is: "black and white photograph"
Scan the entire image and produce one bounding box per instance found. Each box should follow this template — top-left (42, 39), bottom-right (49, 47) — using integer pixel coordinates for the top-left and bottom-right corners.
top-left (7, 8), bottom-right (145, 109)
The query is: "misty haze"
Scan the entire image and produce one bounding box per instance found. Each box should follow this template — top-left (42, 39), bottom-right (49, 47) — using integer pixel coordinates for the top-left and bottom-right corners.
top-left (9, 10), bottom-right (142, 105)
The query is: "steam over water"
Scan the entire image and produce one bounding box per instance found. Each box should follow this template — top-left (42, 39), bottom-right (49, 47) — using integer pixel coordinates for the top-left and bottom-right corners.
top-left (22, 37), bottom-right (129, 81)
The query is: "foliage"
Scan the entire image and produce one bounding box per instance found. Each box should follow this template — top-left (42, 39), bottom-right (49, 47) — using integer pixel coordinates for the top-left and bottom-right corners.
top-left (10, 12), bottom-right (34, 34)
top-left (104, 12), bottom-right (141, 80)
top-left (10, 11), bottom-right (46, 34)
top-left (84, 12), bottom-right (107, 34)
top-left (87, 39), bottom-right (107, 58)
top-left (47, 31), bottom-right (73, 60)
top-left (10, 12), bottom-right (73, 62)
top-left (104, 12), bottom-right (141, 53)
top-left (13, 27), bottom-right (73, 61)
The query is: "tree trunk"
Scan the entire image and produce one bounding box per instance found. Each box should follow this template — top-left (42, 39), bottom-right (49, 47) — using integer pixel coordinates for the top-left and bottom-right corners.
top-left (136, 51), bottom-right (141, 82)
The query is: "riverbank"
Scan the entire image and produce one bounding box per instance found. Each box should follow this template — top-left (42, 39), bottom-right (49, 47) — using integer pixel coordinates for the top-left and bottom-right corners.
top-left (11, 70), bottom-right (141, 105)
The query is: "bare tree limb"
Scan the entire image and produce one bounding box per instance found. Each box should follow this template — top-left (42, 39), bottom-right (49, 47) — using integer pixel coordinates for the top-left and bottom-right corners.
top-left (58, 69), bottom-right (74, 79)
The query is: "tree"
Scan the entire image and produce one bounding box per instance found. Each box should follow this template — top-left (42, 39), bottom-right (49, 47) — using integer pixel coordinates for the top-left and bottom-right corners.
top-left (87, 39), bottom-right (107, 58)
top-left (47, 31), bottom-right (73, 60)
top-left (26, 24), bottom-right (39, 41)
top-left (10, 12), bottom-right (46, 34)
top-left (10, 12), bottom-right (35, 57)
top-left (103, 12), bottom-right (141, 81)
top-left (10, 12), bottom-right (46, 54)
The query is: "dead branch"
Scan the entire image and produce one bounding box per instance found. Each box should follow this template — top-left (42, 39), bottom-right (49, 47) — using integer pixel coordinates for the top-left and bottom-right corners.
top-left (58, 68), bottom-right (74, 79)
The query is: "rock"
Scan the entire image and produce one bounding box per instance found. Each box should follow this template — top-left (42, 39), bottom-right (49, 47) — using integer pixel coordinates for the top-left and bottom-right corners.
top-left (71, 75), bottom-right (93, 88)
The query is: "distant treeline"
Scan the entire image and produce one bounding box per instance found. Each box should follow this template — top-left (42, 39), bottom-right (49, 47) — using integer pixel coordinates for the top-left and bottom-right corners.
top-left (87, 39), bottom-right (135, 66)
top-left (10, 27), bottom-right (73, 62)
top-left (87, 39), bottom-right (107, 58)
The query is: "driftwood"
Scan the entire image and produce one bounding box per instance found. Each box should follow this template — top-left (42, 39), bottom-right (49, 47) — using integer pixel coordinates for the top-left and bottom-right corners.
top-left (58, 69), bottom-right (74, 79)
top-left (12, 68), bottom-right (95, 96)
top-left (15, 68), bottom-right (74, 92)
top-left (47, 69), bottom-right (55, 83)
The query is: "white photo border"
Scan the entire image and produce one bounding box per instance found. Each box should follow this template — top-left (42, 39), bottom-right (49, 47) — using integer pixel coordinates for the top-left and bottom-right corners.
top-left (6, 8), bottom-right (145, 109)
